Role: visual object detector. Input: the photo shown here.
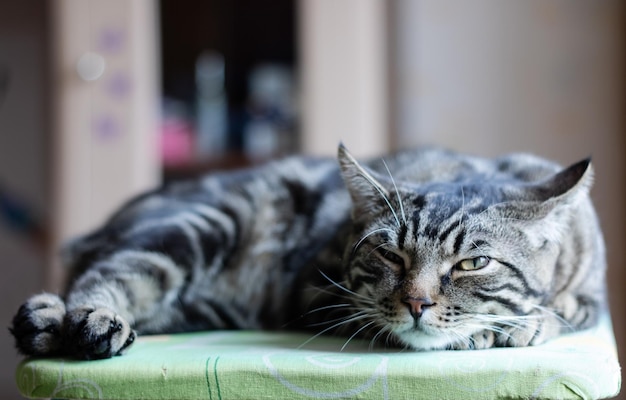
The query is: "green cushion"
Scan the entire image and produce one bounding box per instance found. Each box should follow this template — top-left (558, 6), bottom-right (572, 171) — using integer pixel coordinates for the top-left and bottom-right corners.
top-left (16, 314), bottom-right (621, 399)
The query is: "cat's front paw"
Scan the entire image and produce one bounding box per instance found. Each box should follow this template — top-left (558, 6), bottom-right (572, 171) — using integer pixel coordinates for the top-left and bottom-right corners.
top-left (494, 318), bottom-right (544, 348)
top-left (64, 307), bottom-right (136, 360)
top-left (10, 293), bottom-right (66, 356)
top-left (469, 330), bottom-right (496, 349)
top-left (451, 329), bottom-right (496, 350)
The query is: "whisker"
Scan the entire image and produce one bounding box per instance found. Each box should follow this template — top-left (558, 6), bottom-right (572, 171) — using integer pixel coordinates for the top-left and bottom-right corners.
top-left (382, 159), bottom-right (406, 224)
top-left (317, 269), bottom-right (371, 302)
top-left (459, 185), bottom-right (465, 230)
top-left (341, 320), bottom-right (377, 351)
top-left (469, 239), bottom-right (488, 255)
top-left (306, 309), bottom-right (371, 328)
top-left (303, 303), bottom-right (352, 316)
top-left (369, 325), bottom-right (391, 351)
top-left (464, 311), bottom-right (559, 347)
top-left (450, 329), bottom-right (471, 350)
top-left (298, 313), bottom-right (372, 349)
top-left (382, 331), bottom-right (392, 348)
top-left (366, 243), bottom-right (391, 258)
top-left (470, 313), bottom-right (543, 322)
top-left (469, 314), bottom-right (541, 334)
top-left (355, 170), bottom-right (401, 227)
top-left (530, 304), bottom-right (574, 332)
top-left (308, 286), bottom-right (365, 305)
top-left (282, 301), bottom-right (350, 329)
top-left (353, 228), bottom-right (395, 253)
top-left (479, 325), bottom-right (516, 344)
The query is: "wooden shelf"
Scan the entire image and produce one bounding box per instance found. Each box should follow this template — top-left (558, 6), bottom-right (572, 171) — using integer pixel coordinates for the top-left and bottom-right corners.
top-left (162, 151), bottom-right (278, 181)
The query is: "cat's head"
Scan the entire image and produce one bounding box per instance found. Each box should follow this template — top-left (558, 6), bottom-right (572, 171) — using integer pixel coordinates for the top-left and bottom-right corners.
top-left (337, 144), bottom-right (593, 349)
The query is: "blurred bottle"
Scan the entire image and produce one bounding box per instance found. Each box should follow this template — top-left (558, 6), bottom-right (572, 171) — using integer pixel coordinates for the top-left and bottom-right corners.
top-left (244, 64), bottom-right (296, 160)
top-left (195, 51), bottom-right (228, 158)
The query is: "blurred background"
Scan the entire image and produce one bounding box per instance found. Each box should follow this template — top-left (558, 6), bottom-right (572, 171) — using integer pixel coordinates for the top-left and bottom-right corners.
top-left (0, 0), bottom-right (623, 398)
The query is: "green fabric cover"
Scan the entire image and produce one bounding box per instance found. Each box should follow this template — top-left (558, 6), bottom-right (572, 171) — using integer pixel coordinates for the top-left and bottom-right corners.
top-left (16, 315), bottom-right (620, 400)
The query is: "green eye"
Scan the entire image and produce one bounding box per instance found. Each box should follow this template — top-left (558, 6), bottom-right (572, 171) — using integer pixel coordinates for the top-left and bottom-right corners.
top-left (456, 256), bottom-right (491, 271)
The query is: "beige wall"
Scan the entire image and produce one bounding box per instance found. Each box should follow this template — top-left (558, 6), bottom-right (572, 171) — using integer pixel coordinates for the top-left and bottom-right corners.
top-left (391, 0), bottom-right (625, 394)
top-left (49, 0), bottom-right (160, 289)
top-left (299, 0), bottom-right (389, 157)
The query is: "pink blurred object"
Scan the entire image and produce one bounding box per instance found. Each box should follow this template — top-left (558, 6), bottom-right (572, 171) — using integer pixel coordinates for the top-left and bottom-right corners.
top-left (160, 118), bottom-right (194, 166)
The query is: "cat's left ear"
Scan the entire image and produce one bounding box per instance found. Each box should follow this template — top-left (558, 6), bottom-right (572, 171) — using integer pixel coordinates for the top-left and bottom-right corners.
top-left (337, 144), bottom-right (390, 217)
top-left (525, 157), bottom-right (593, 205)
top-left (499, 158), bottom-right (594, 220)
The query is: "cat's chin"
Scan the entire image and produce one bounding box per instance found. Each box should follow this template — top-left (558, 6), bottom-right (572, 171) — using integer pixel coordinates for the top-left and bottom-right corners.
top-left (394, 329), bottom-right (459, 351)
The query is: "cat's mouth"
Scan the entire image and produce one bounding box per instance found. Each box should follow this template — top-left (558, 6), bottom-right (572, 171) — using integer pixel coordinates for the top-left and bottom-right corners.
top-left (401, 319), bottom-right (442, 337)
top-left (397, 307), bottom-right (442, 333)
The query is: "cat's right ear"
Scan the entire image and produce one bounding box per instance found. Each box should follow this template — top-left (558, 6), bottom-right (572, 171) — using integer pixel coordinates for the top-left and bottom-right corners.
top-left (337, 144), bottom-right (389, 217)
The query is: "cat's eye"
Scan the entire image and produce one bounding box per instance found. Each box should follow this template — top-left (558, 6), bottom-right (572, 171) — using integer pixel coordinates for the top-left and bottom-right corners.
top-left (456, 256), bottom-right (491, 271)
top-left (377, 249), bottom-right (405, 267)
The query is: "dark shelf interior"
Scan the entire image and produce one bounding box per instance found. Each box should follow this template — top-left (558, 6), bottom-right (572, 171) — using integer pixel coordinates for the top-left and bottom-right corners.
top-left (159, 0), bottom-right (298, 179)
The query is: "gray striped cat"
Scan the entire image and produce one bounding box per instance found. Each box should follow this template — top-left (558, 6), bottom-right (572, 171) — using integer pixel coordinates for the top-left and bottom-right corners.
top-left (10, 144), bottom-right (606, 359)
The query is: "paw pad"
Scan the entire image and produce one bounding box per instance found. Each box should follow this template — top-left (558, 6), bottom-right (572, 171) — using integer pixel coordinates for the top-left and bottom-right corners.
top-left (65, 308), bottom-right (135, 360)
top-left (10, 294), bottom-right (66, 356)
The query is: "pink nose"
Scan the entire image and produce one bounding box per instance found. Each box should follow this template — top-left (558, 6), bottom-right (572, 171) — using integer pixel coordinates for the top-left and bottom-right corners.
top-left (402, 297), bottom-right (435, 319)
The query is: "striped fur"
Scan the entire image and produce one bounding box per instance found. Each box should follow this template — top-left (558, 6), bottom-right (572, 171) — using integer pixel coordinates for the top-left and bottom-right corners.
top-left (10, 145), bottom-right (606, 358)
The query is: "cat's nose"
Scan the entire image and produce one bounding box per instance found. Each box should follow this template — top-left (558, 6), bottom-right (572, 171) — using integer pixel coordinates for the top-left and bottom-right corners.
top-left (402, 297), bottom-right (435, 320)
